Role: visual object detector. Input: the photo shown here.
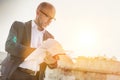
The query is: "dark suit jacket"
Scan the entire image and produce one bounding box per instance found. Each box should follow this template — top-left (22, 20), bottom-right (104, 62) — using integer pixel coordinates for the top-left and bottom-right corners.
top-left (1, 20), bottom-right (54, 80)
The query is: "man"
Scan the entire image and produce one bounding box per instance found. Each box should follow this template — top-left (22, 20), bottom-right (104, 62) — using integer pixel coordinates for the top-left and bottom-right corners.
top-left (1, 2), bottom-right (57, 80)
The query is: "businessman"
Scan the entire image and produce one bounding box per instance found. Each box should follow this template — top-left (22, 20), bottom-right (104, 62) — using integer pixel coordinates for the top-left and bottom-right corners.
top-left (1, 2), bottom-right (57, 80)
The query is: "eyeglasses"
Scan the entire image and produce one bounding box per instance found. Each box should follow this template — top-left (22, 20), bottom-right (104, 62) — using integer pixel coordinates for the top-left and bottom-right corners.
top-left (40, 10), bottom-right (56, 21)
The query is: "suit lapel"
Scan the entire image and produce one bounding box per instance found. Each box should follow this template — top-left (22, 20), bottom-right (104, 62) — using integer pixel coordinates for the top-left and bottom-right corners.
top-left (43, 30), bottom-right (47, 41)
top-left (24, 20), bottom-right (32, 46)
top-left (43, 30), bottom-right (54, 41)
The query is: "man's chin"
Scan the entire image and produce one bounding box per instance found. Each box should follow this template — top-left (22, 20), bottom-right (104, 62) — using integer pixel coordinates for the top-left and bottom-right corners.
top-left (42, 25), bottom-right (47, 29)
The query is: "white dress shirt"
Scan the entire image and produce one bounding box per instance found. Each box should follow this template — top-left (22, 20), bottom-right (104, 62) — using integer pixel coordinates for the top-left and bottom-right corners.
top-left (30, 20), bottom-right (45, 48)
top-left (19, 20), bottom-right (45, 71)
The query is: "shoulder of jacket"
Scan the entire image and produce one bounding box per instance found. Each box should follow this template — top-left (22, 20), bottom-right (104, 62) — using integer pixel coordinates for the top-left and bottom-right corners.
top-left (11, 21), bottom-right (26, 30)
top-left (13, 21), bottom-right (24, 24)
top-left (11, 21), bottom-right (25, 27)
top-left (44, 30), bottom-right (54, 39)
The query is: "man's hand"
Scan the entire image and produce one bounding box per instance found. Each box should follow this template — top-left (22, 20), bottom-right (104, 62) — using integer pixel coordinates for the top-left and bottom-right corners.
top-left (44, 51), bottom-right (59, 64)
top-left (44, 51), bottom-right (60, 69)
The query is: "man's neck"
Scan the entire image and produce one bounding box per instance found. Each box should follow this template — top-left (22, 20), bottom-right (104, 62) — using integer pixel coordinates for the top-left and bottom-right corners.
top-left (37, 26), bottom-right (44, 31)
top-left (34, 20), bottom-right (44, 31)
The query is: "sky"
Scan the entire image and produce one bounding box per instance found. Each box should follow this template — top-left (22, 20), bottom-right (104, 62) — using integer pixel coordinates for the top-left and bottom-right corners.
top-left (1, 0), bottom-right (120, 60)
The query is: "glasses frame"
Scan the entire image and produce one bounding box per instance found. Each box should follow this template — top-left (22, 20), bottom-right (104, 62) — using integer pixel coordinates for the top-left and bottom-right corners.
top-left (40, 10), bottom-right (56, 21)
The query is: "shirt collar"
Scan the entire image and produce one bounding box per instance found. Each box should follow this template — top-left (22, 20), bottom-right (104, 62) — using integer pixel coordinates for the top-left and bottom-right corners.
top-left (32, 20), bottom-right (45, 33)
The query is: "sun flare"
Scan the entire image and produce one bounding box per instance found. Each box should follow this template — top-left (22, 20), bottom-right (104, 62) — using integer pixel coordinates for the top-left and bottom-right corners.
top-left (79, 30), bottom-right (97, 48)
top-left (68, 28), bottom-right (99, 57)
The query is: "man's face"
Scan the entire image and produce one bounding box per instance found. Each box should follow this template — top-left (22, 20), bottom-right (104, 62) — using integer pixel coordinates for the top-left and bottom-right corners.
top-left (36, 8), bottom-right (55, 30)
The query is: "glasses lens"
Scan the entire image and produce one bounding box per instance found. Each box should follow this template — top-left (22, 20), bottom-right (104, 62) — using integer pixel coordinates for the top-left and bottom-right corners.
top-left (40, 10), bottom-right (56, 21)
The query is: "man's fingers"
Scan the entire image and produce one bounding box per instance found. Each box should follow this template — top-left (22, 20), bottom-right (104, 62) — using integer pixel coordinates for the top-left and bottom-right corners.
top-left (53, 55), bottom-right (59, 60)
top-left (44, 55), bottom-right (57, 64)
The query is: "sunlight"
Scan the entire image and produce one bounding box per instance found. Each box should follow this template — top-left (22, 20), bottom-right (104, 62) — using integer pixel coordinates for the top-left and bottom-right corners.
top-left (72, 27), bottom-right (99, 57)
top-left (78, 30), bottom-right (97, 49)
top-left (76, 27), bottom-right (98, 49)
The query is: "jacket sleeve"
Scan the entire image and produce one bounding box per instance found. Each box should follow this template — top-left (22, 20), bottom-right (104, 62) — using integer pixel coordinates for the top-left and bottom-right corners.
top-left (5, 21), bottom-right (35, 58)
